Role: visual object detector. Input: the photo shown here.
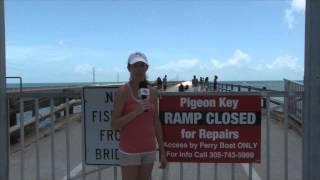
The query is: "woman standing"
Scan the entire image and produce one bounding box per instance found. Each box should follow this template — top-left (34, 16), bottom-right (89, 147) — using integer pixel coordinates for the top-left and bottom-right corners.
top-left (111, 52), bottom-right (167, 180)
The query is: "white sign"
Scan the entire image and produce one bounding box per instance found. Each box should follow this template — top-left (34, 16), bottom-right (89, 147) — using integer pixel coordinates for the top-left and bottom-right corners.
top-left (82, 86), bottom-right (119, 165)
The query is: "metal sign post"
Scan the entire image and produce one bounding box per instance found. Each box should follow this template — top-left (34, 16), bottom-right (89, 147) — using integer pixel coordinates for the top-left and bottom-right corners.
top-left (0, 0), bottom-right (8, 179)
top-left (303, 0), bottom-right (320, 179)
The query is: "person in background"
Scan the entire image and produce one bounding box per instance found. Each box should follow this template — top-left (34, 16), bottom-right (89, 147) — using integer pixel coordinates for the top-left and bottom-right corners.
top-left (156, 77), bottom-right (162, 90)
top-left (213, 75), bottom-right (218, 91)
top-left (192, 75), bottom-right (199, 92)
top-left (204, 77), bottom-right (209, 91)
top-left (111, 52), bottom-right (167, 180)
top-left (178, 83), bottom-right (185, 92)
top-left (162, 75), bottom-right (167, 91)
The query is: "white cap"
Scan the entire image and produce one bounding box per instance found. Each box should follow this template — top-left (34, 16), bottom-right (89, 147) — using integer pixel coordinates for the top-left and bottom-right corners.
top-left (128, 52), bottom-right (148, 65)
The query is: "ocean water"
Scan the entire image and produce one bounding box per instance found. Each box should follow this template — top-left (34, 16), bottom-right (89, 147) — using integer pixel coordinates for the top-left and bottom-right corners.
top-left (6, 82), bottom-right (122, 89)
top-left (15, 105), bottom-right (82, 129)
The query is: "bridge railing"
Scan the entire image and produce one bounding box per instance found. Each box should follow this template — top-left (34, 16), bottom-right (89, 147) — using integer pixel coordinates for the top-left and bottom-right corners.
top-left (284, 79), bottom-right (303, 124)
top-left (211, 80), bottom-right (303, 124)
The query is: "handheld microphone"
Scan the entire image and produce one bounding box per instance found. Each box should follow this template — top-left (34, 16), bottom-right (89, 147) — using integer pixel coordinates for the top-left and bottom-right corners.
top-left (138, 81), bottom-right (150, 112)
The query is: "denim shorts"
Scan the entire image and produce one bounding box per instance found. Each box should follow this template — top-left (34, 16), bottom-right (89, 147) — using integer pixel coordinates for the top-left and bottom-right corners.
top-left (119, 151), bottom-right (156, 166)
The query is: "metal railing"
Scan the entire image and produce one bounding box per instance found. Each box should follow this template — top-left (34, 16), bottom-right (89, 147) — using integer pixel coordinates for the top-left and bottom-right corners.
top-left (6, 76), bottom-right (23, 93)
top-left (8, 87), bottom-right (303, 180)
top-left (284, 79), bottom-right (303, 124)
top-left (213, 80), bottom-right (304, 124)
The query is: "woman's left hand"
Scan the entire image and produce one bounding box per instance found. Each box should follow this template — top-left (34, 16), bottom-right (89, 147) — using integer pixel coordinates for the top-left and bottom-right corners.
top-left (159, 150), bottom-right (168, 169)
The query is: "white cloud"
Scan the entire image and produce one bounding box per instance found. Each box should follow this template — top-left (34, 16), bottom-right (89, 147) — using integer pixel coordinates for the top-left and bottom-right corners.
top-left (285, 9), bottom-right (295, 30)
top-left (7, 46), bottom-right (46, 60)
top-left (113, 66), bottom-right (126, 73)
top-left (156, 59), bottom-right (200, 72)
top-left (208, 50), bottom-right (303, 80)
top-left (7, 45), bottom-right (73, 62)
top-left (285, 0), bottom-right (305, 30)
top-left (6, 44), bottom-right (304, 82)
top-left (266, 55), bottom-right (302, 71)
top-left (211, 49), bottom-right (251, 69)
top-left (74, 64), bottom-right (94, 74)
top-left (74, 64), bottom-right (107, 74)
top-left (47, 55), bottom-right (70, 62)
top-left (6, 44), bottom-right (128, 82)
top-left (57, 40), bottom-right (65, 46)
top-left (258, 55), bottom-right (304, 80)
top-left (150, 49), bottom-right (303, 81)
top-left (292, 0), bottom-right (306, 12)
top-left (6, 45), bottom-right (109, 63)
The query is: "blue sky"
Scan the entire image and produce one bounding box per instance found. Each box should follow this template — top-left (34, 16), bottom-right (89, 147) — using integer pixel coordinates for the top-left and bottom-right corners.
top-left (5, 0), bottom-right (305, 83)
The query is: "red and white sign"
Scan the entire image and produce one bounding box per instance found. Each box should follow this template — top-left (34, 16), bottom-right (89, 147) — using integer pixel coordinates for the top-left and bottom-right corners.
top-left (159, 95), bottom-right (261, 163)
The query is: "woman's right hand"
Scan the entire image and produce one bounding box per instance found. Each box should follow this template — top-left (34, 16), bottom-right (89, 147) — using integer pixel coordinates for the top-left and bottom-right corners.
top-left (136, 99), bottom-right (150, 114)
